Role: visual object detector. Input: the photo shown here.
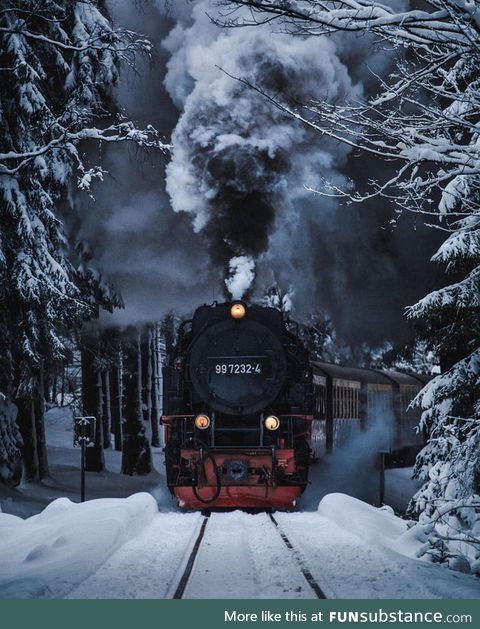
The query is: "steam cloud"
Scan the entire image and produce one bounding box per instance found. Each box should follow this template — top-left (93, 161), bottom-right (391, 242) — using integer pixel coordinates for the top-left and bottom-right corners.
top-left (76, 1), bottom-right (221, 325)
top-left (159, 0), bottom-right (442, 343)
top-left (162, 1), bottom-right (357, 299)
top-left (300, 403), bottom-right (396, 510)
top-left (225, 255), bottom-right (255, 300)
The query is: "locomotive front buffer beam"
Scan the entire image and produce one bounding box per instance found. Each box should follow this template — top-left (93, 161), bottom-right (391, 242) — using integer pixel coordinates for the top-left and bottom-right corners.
top-left (162, 412), bottom-right (312, 509)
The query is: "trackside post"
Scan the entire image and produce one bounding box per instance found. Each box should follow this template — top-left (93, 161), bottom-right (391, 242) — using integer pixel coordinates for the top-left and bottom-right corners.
top-left (74, 416), bottom-right (96, 502)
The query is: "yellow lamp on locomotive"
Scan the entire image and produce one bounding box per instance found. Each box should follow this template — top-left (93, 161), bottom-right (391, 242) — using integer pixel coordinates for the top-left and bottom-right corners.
top-left (195, 414), bottom-right (211, 430)
top-left (230, 302), bottom-right (246, 319)
top-left (264, 415), bottom-right (280, 431)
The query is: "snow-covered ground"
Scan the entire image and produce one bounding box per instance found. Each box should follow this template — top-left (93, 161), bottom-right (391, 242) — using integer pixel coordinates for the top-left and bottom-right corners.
top-left (0, 406), bottom-right (175, 518)
top-left (1, 493), bottom-right (479, 599)
top-left (66, 510), bottom-right (203, 599)
top-left (1, 406), bottom-right (478, 599)
top-left (181, 511), bottom-right (313, 599)
top-left (0, 493), bottom-right (158, 599)
top-left (278, 495), bottom-right (480, 599)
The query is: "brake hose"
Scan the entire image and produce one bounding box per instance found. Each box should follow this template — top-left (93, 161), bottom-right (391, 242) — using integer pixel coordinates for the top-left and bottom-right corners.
top-left (181, 437), bottom-right (222, 504)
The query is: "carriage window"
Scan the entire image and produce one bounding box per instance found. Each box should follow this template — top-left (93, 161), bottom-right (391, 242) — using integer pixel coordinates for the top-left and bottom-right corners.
top-left (333, 379), bottom-right (361, 419)
top-left (313, 374), bottom-right (327, 416)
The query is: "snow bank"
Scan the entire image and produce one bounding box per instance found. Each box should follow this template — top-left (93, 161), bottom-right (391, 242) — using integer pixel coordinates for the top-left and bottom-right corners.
top-left (0, 493), bottom-right (158, 599)
top-left (318, 493), bottom-right (432, 560)
top-left (279, 502), bottom-right (480, 598)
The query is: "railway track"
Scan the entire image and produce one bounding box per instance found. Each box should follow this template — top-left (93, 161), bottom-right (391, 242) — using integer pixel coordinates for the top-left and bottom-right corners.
top-left (172, 514), bottom-right (210, 599)
top-left (171, 511), bottom-right (328, 599)
top-left (267, 513), bottom-right (327, 599)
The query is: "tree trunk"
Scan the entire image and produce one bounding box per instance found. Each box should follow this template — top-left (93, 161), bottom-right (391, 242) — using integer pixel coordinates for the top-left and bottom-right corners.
top-left (96, 368), bottom-right (105, 452)
top-left (103, 370), bottom-right (112, 449)
top-left (121, 329), bottom-right (152, 475)
top-left (81, 335), bottom-right (105, 472)
top-left (113, 349), bottom-right (124, 451)
top-left (149, 326), bottom-right (160, 447)
top-left (153, 322), bottom-right (164, 448)
top-left (15, 397), bottom-right (38, 482)
top-left (51, 369), bottom-right (58, 405)
top-left (137, 329), bottom-right (144, 424)
top-left (143, 327), bottom-right (152, 439)
top-left (34, 365), bottom-right (49, 479)
top-left (60, 364), bottom-right (65, 407)
top-left (44, 371), bottom-right (52, 404)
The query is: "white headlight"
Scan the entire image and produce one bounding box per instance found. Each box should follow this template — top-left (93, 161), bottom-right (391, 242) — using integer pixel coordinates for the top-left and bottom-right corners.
top-left (264, 415), bottom-right (280, 431)
top-left (195, 414), bottom-right (210, 429)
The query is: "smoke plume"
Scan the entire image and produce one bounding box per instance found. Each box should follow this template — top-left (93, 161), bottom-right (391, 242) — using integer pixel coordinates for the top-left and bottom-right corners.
top-left (160, 2), bottom-right (441, 342)
top-left (76, 1), bottom-right (222, 325)
top-left (162, 1), bottom-right (357, 299)
top-left (300, 404), bottom-right (396, 510)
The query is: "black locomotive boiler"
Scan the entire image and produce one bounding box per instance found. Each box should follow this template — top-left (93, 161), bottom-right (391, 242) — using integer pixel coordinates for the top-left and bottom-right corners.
top-left (162, 301), bottom-right (313, 509)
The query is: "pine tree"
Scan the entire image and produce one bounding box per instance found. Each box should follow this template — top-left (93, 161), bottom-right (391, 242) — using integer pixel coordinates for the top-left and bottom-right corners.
top-left (262, 284), bottom-right (293, 313)
top-left (407, 192), bottom-right (480, 572)
top-left (221, 0), bottom-right (480, 570)
top-left (0, 397), bottom-right (22, 485)
top-left (121, 328), bottom-right (152, 476)
top-left (298, 311), bottom-right (345, 364)
top-left (0, 0), bottom-right (167, 481)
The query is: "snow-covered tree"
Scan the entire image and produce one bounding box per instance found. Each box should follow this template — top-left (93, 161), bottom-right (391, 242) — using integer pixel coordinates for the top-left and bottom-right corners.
top-left (368, 339), bottom-right (440, 375)
top-left (298, 311), bottom-right (349, 364)
top-left (0, 0), bottom-right (168, 480)
top-left (262, 283), bottom-right (293, 313)
top-left (261, 285), bottom-right (352, 362)
top-left (0, 397), bottom-right (22, 485)
top-left (407, 208), bottom-right (480, 572)
top-left (221, 0), bottom-right (480, 571)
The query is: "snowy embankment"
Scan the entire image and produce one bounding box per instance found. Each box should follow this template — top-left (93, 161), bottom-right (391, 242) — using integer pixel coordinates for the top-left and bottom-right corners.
top-left (277, 494), bottom-right (479, 599)
top-left (1, 492), bottom-right (478, 599)
top-left (0, 493), bottom-right (158, 599)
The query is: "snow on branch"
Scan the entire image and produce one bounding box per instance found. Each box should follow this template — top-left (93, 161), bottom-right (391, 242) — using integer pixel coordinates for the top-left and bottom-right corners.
top-left (217, 1), bottom-right (480, 217)
top-left (0, 24), bottom-right (151, 56)
top-left (217, 1), bottom-right (479, 47)
top-left (0, 122), bottom-right (170, 177)
top-left (0, 3), bottom-right (152, 68)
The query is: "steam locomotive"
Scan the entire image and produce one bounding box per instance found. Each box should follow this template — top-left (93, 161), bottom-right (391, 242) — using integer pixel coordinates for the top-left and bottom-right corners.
top-left (162, 301), bottom-right (427, 510)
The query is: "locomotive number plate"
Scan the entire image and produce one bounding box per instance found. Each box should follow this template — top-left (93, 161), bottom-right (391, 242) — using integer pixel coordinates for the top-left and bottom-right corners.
top-left (214, 362), bottom-right (262, 375)
top-left (209, 357), bottom-right (267, 376)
